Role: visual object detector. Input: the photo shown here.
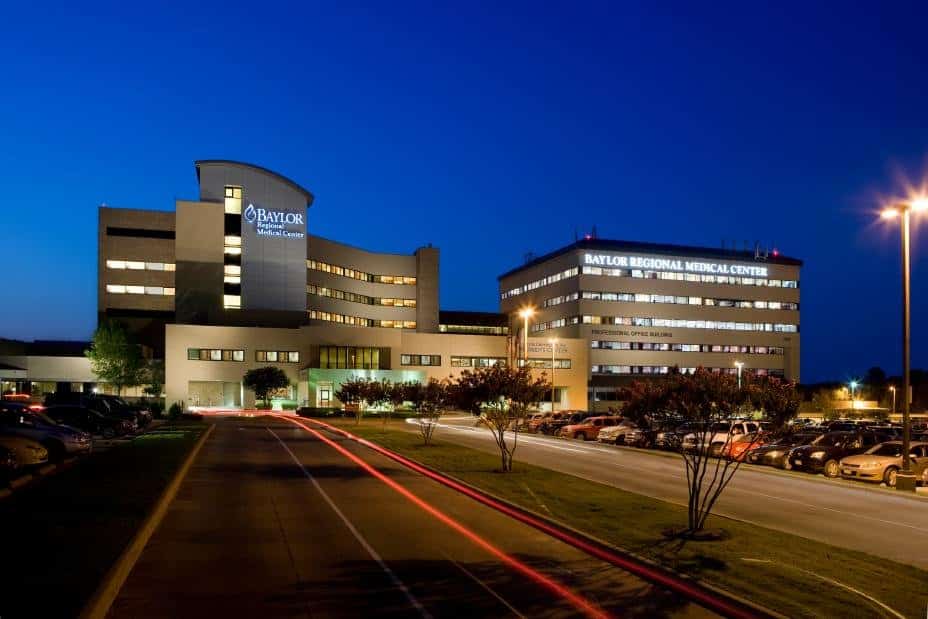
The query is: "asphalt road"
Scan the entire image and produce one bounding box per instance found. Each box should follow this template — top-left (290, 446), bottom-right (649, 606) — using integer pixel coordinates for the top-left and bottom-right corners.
top-left (108, 417), bottom-right (713, 618)
top-left (416, 417), bottom-right (928, 570)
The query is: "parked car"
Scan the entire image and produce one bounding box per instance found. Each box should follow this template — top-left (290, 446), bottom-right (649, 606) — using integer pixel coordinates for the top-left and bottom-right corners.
top-left (682, 420), bottom-right (766, 456)
top-left (544, 411), bottom-right (592, 435)
top-left (0, 435), bottom-right (48, 467)
top-left (721, 432), bottom-right (771, 461)
top-left (0, 445), bottom-right (18, 479)
top-left (44, 393), bottom-right (142, 431)
top-left (652, 421), bottom-right (699, 451)
top-left (44, 406), bottom-right (133, 438)
top-left (914, 457), bottom-right (928, 486)
top-left (559, 416), bottom-right (622, 440)
top-left (840, 441), bottom-right (928, 487)
top-left (0, 404), bottom-right (92, 460)
top-left (745, 432), bottom-right (823, 469)
top-left (788, 430), bottom-right (889, 478)
top-left (597, 420), bottom-right (644, 446)
top-left (97, 395), bottom-right (152, 427)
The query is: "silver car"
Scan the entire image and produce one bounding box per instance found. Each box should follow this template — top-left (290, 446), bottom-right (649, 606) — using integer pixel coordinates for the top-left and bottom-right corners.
top-left (0, 405), bottom-right (92, 460)
top-left (840, 441), bottom-right (928, 487)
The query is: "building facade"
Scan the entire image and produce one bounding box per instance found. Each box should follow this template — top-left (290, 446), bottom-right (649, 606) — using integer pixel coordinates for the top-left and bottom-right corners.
top-left (98, 160), bottom-right (589, 411)
top-left (498, 239), bottom-right (801, 408)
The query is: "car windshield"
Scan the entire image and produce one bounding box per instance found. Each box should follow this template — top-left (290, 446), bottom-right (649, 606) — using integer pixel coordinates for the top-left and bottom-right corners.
top-left (812, 432), bottom-right (848, 447)
top-left (31, 412), bottom-right (59, 426)
top-left (867, 443), bottom-right (905, 457)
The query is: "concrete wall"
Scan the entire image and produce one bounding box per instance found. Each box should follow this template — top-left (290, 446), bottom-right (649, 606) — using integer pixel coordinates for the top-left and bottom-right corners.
top-left (174, 200), bottom-right (224, 324)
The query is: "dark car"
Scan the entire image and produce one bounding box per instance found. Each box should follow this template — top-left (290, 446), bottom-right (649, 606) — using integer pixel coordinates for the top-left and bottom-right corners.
top-left (0, 445), bottom-right (17, 479)
top-left (788, 431), bottom-right (888, 478)
top-left (746, 432), bottom-right (822, 469)
top-left (541, 411), bottom-right (594, 435)
top-left (653, 421), bottom-right (703, 451)
top-left (44, 406), bottom-right (132, 438)
top-left (97, 395), bottom-right (152, 427)
top-left (45, 393), bottom-right (141, 432)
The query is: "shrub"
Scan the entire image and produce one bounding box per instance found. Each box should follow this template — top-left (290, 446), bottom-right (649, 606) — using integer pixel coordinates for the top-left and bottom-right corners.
top-left (149, 399), bottom-right (165, 418)
top-left (168, 401), bottom-right (184, 420)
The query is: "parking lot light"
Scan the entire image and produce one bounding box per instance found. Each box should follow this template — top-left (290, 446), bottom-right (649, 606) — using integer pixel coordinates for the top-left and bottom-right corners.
top-left (734, 361), bottom-right (744, 389)
top-left (518, 307), bottom-right (535, 364)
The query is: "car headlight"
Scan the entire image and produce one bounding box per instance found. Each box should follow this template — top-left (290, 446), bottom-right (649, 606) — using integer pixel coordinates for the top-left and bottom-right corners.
top-left (810, 451), bottom-right (826, 459)
top-left (765, 450), bottom-right (782, 458)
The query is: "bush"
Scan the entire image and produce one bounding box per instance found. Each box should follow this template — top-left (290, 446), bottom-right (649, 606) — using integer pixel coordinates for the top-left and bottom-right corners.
top-left (168, 401), bottom-right (184, 420)
top-left (281, 402), bottom-right (298, 411)
top-left (149, 399), bottom-right (165, 418)
top-left (297, 406), bottom-right (344, 418)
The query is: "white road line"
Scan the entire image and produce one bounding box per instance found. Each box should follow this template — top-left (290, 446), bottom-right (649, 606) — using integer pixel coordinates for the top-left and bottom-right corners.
top-left (434, 422), bottom-right (928, 535)
top-left (441, 552), bottom-right (526, 619)
top-left (267, 427), bottom-right (431, 619)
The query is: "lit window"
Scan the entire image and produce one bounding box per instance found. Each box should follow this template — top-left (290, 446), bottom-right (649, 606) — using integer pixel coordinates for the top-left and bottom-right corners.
top-left (224, 265), bottom-right (241, 275)
top-left (146, 262), bottom-right (164, 271)
top-left (164, 287), bottom-right (175, 296)
top-left (225, 186), bottom-right (243, 214)
top-left (224, 246), bottom-right (242, 256)
top-left (223, 295), bottom-right (241, 309)
top-left (126, 285), bottom-right (145, 294)
top-left (125, 261), bottom-right (145, 270)
top-left (224, 236), bottom-right (242, 247)
top-left (144, 286), bottom-right (163, 295)
top-left (288, 352), bottom-right (300, 363)
top-left (106, 284), bottom-right (126, 294)
top-left (210, 349), bottom-right (222, 361)
top-left (106, 260), bottom-right (126, 269)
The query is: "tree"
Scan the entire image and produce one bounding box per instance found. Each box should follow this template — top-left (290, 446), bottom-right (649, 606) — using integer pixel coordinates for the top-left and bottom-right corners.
top-left (143, 359), bottom-right (165, 398)
top-left (243, 366), bottom-right (290, 408)
top-left (406, 378), bottom-right (449, 445)
top-left (450, 365), bottom-right (550, 472)
top-left (743, 374), bottom-right (801, 430)
top-left (85, 321), bottom-right (146, 395)
top-left (361, 378), bottom-right (391, 427)
top-left (386, 380), bottom-right (408, 428)
top-left (335, 378), bottom-right (367, 424)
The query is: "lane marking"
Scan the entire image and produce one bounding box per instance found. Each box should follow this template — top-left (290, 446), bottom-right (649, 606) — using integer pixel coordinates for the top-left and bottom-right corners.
top-left (278, 418), bottom-right (610, 619)
top-left (441, 551), bottom-right (526, 619)
top-left (267, 428), bottom-right (430, 619)
top-left (432, 421), bottom-right (928, 534)
top-left (287, 416), bottom-right (763, 619)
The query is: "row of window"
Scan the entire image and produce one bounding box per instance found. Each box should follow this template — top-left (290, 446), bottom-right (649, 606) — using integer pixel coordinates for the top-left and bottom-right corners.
top-left (580, 265), bottom-right (799, 288)
top-left (106, 260), bottom-right (176, 271)
top-left (501, 267), bottom-right (579, 299)
top-left (531, 315), bottom-right (799, 333)
top-left (256, 350), bottom-right (301, 363)
top-left (451, 356), bottom-right (508, 368)
top-left (319, 346), bottom-right (384, 369)
top-left (400, 354), bottom-right (442, 366)
top-left (576, 291), bottom-right (798, 311)
top-left (518, 359), bottom-right (572, 369)
top-left (590, 341), bottom-right (785, 354)
top-left (439, 324), bottom-right (509, 335)
top-left (306, 284), bottom-right (416, 307)
top-left (308, 310), bottom-right (416, 329)
top-left (188, 348), bottom-right (245, 362)
top-left (502, 264), bottom-right (799, 300)
top-left (591, 365), bottom-right (784, 377)
top-left (307, 259), bottom-right (417, 286)
top-left (106, 284), bottom-right (175, 296)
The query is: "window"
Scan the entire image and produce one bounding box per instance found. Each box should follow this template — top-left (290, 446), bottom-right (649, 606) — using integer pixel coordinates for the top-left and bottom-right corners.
top-left (224, 186), bottom-right (243, 214)
top-left (308, 310), bottom-right (416, 330)
top-left (307, 259), bottom-right (417, 285)
top-left (451, 356), bottom-right (507, 368)
top-left (500, 267), bottom-right (579, 299)
top-left (255, 351), bottom-right (300, 363)
top-left (318, 346), bottom-right (383, 369)
top-left (186, 348), bottom-right (244, 362)
top-left (401, 354), bottom-right (441, 366)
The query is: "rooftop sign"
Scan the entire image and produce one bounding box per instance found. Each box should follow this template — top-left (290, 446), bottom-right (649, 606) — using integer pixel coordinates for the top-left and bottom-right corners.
top-left (583, 253), bottom-right (768, 277)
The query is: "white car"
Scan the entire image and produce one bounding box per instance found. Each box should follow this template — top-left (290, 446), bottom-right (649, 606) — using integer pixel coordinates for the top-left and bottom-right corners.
top-left (597, 421), bottom-right (643, 445)
top-left (682, 420), bottom-right (765, 455)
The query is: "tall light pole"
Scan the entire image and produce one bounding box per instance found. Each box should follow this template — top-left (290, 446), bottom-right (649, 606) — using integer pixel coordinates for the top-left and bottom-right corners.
top-left (548, 337), bottom-right (557, 411)
top-left (881, 196), bottom-right (928, 491)
top-left (518, 307), bottom-right (535, 367)
top-left (849, 380), bottom-right (858, 410)
top-left (734, 361), bottom-right (744, 389)
top-left (889, 385), bottom-right (896, 416)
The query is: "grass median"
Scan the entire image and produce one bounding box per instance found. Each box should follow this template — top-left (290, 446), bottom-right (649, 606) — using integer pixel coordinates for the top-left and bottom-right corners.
top-left (327, 418), bottom-right (926, 619)
top-left (0, 421), bottom-right (207, 618)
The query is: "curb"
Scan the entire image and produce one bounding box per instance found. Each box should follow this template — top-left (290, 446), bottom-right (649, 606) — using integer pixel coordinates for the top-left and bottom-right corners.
top-left (296, 417), bottom-right (783, 619)
top-left (78, 423), bottom-right (215, 619)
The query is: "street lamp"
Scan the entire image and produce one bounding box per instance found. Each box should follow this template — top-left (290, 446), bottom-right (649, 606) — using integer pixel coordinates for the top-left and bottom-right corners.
top-left (889, 385), bottom-right (896, 416)
top-left (548, 337), bottom-right (557, 411)
top-left (518, 307), bottom-right (535, 366)
top-left (880, 195), bottom-right (928, 491)
top-left (849, 380), bottom-right (858, 409)
top-left (734, 361), bottom-right (744, 389)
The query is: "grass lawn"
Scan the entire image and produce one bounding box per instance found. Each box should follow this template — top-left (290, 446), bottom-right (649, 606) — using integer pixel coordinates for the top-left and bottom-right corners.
top-left (0, 421), bottom-right (207, 618)
top-left (328, 418), bottom-right (927, 619)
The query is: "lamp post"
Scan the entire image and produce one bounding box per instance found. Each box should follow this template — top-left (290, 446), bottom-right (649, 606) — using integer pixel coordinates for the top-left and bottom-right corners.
top-left (889, 385), bottom-right (896, 416)
top-left (734, 361), bottom-right (744, 389)
top-left (518, 307), bottom-right (535, 367)
top-left (881, 196), bottom-right (928, 491)
top-left (849, 380), bottom-right (858, 410)
top-left (548, 337), bottom-right (557, 411)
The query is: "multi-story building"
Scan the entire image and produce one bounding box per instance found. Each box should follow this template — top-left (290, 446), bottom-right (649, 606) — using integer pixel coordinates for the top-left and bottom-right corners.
top-left (498, 238), bottom-right (801, 408)
top-left (97, 160), bottom-right (589, 410)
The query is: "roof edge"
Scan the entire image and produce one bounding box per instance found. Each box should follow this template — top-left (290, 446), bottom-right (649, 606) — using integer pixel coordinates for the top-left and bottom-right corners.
top-left (195, 160), bottom-right (315, 206)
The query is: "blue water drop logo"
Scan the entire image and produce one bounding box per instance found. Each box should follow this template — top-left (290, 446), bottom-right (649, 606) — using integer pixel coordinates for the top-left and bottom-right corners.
top-left (244, 203), bottom-right (257, 223)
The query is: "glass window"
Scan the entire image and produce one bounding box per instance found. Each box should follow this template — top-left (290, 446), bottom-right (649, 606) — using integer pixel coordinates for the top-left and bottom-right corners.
top-left (126, 285), bottom-right (145, 294)
top-left (209, 349), bottom-right (222, 361)
top-left (187, 349), bottom-right (200, 360)
top-left (106, 284), bottom-right (126, 294)
top-left (106, 260), bottom-right (126, 269)
top-left (126, 261), bottom-right (145, 270)
top-left (288, 351), bottom-right (300, 363)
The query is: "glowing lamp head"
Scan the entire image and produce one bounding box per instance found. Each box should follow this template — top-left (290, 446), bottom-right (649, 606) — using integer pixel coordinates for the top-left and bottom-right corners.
top-left (850, 381), bottom-right (858, 389)
top-left (881, 208), bottom-right (900, 220)
top-left (911, 197), bottom-right (928, 212)
top-left (518, 307), bottom-right (535, 319)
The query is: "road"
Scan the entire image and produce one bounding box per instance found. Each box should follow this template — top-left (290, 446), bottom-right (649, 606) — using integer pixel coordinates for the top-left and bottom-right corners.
top-left (413, 417), bottom-right (928, 570)
top-left (108, 417), bottom-right (713, 618)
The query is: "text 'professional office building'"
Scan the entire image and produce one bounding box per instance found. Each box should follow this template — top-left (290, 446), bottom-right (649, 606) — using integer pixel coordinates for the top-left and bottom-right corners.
top-left (498, 239), bottom-right (801, 406)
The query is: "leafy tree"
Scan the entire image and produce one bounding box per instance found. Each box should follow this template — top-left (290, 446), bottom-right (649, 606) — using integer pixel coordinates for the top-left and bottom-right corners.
top-left (743, 374), bottom-right (801, 430)
top-left (143, 359), bottom-right (165, 397)
top-left (405, 378), bottom-right (449, 445)
top-left (85, 321), bottom-right (146, 395)
top-left (810, 389), bottom-right (832, 417)
top-left (335, 378), bottom-right (367, 424)
top-left (450, 365), bottom-right (550, 472)
top-left (243, 366), bottom-right (290, 408)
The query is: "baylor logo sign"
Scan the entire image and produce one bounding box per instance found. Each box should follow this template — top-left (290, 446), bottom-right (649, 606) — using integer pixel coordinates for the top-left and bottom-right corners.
top-left (243, 202), bottom-right (305, 239)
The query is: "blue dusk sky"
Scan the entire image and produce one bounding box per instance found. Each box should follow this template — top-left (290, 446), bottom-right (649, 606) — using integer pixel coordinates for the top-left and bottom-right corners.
top-left (1, 1), bottom-right (927, 382)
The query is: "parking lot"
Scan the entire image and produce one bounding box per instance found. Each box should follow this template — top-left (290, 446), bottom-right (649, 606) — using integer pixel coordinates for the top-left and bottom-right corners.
top-left (420, 415), bottom-right (928, 570)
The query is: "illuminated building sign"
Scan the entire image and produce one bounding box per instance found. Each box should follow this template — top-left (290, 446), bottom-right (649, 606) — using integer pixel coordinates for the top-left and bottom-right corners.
top-left (582, 253), bottom-right (768, 277)
top-left (243, 202), bottom-right (305, 239)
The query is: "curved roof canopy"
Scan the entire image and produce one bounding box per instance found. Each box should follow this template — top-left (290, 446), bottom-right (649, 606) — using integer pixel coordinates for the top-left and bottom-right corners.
top-left (195, 160), bottom-right (314, 206)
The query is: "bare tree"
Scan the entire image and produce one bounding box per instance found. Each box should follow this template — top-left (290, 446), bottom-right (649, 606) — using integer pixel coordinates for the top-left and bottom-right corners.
top-left (406, 378), bottom-right (449, 445)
